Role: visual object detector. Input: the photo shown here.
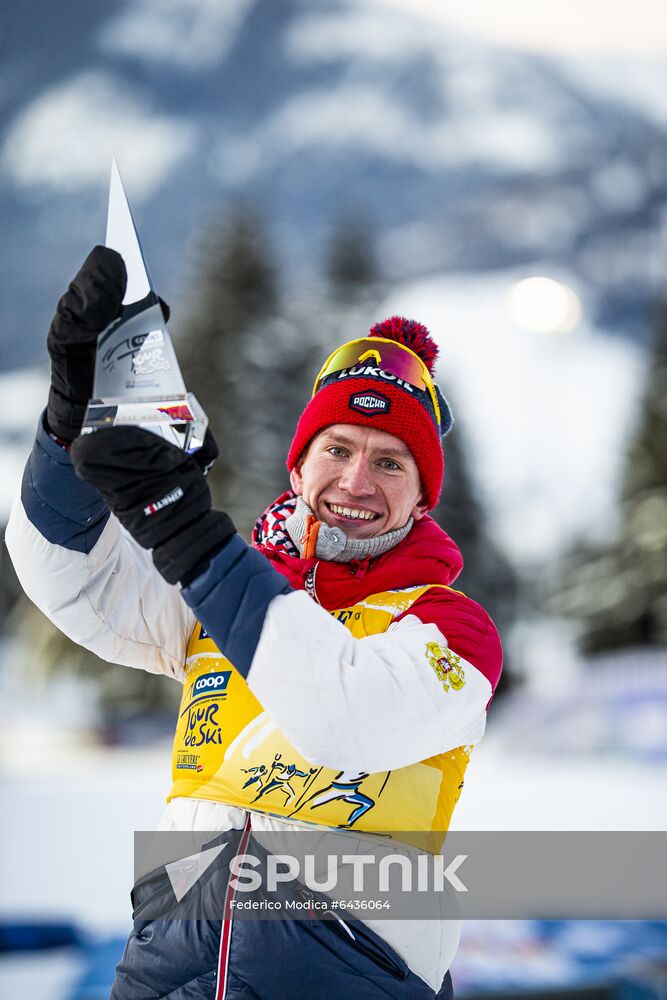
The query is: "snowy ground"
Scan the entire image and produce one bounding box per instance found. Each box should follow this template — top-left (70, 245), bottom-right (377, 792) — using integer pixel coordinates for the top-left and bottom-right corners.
top-left (452, 735), bottom-right (667, 831)
top-left (0, 745), bottom-right (167, 934)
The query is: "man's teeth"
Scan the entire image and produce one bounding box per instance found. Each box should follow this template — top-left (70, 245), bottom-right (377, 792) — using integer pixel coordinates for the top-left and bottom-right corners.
top-left (329, 504), bottom-right (376, 520)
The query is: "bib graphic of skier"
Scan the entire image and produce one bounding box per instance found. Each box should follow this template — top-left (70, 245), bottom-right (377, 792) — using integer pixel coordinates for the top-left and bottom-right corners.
top-left (240, 764), bottom-right (268, 791)
top-left (302, 770), bottom-right (375, 828)
top-left (252, 753), bottom-right (316, 805)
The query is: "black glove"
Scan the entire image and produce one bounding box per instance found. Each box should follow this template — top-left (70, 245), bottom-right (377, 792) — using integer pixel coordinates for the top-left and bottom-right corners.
top-left (47, 246), bottom-right (128, 443)
top-left (46, 247), bottom-right (171, 443)
top-left (70, 426), bottom-right (234, 585)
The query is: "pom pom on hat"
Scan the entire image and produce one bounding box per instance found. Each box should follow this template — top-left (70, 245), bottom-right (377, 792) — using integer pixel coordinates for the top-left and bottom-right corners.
top-left (369, 316), bottom-right (439, 375)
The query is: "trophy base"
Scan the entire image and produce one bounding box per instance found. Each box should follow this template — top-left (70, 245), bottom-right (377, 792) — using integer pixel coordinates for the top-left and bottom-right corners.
top-left (81, 393), bottom-right (208, 453)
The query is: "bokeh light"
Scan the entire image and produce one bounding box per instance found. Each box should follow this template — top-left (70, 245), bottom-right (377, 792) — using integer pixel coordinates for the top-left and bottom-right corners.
top-left (506, 276), bottom-right (582, 334)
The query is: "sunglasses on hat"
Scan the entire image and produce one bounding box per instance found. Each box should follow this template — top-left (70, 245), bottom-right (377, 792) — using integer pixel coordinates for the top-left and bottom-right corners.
top-left (313, 337), bottom-right (443, 428)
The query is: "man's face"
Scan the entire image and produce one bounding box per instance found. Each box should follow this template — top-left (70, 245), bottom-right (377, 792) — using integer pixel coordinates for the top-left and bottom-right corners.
top-left (290, 424), bottom-right (428, 539)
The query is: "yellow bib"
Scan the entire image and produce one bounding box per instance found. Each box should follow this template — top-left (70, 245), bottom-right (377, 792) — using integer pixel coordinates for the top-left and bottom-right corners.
top-left (168, 585), bottom-right (472, 842)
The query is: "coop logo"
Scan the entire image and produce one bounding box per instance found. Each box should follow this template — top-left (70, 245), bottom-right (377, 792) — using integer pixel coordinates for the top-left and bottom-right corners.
top-left (193, 671), bottom-right (232, 700)
top-left (348, 391), bottom-right (391, 415)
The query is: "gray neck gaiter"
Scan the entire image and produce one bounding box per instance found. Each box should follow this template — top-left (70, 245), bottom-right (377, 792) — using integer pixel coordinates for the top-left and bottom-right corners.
top-left (284, 496), bottom-right (413, 563)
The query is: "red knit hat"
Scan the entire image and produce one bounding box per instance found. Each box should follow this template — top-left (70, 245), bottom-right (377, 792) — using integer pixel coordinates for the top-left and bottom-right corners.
top-left (286, 317), bottom-right (453, 510)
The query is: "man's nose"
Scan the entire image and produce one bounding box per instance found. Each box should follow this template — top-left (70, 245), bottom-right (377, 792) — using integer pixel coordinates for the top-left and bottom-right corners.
top-left (338, 457), bottom-right (376, 497)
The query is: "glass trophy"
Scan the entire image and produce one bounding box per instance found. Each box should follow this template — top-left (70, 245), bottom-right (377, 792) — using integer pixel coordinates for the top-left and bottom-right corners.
top-left (81, 159), bottom-right (207, 452)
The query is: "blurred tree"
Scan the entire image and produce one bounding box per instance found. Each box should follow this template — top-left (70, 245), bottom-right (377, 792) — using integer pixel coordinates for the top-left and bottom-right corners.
top-left (430, 415), bottom-right (518, 691)
top-left (554, 300), bottom-right (667, 651)
top-left (177, 205), bottom-right (345, 536)
top-left (326, 212), bottom-right (379, 304)
top-left (177, 205), bottom-right (280, 534)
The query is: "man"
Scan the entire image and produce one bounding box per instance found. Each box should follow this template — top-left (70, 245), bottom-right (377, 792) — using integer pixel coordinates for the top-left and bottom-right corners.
top-left (7, 248), bottom-right (502, 999)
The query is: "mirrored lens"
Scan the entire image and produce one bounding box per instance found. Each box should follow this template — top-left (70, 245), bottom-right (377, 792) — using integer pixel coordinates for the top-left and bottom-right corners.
top-left (316, 338), bottom-right (429, 392)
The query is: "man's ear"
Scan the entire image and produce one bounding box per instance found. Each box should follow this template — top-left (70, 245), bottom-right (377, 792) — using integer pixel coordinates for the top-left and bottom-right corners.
top-left (411, 495), bottom-right (429, 522)
top-left (290, 465), bottom-right (304, 495)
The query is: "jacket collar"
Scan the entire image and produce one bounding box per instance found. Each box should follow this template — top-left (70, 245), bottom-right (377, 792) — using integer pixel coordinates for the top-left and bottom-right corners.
top-left (252, 491), bottom-right (463, 610)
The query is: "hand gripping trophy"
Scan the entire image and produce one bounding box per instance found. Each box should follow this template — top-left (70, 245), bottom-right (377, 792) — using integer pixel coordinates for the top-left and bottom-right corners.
top-left (81, 159), bottom-right (207, 452)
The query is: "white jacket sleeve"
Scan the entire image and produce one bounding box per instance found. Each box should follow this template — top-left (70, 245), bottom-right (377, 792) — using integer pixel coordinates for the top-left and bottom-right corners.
top-left (6, 490), bottom-right (193, 681)
top-left (246, 590), bottom-right (493, 772)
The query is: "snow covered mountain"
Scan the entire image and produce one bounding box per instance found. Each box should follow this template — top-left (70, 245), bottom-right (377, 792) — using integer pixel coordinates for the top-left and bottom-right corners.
top-left (0, 0), bottom-right (665, 367)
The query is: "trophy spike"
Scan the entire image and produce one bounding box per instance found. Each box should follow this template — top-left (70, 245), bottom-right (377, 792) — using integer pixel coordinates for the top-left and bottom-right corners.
top-left (106, 158), bottom-right (153, 305)
top-left (80, 158), bottom-right (208, 452)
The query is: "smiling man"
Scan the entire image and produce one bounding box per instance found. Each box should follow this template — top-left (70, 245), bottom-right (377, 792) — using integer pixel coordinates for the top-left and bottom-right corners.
top-left (290, 426), bottom-right (428, 539)
top-left (7, 250), bottom-right (502, 1000)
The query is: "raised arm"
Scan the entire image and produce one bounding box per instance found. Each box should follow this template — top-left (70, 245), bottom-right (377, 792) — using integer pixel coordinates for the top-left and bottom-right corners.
top-left (6, 249), bottom-right (195, 679)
